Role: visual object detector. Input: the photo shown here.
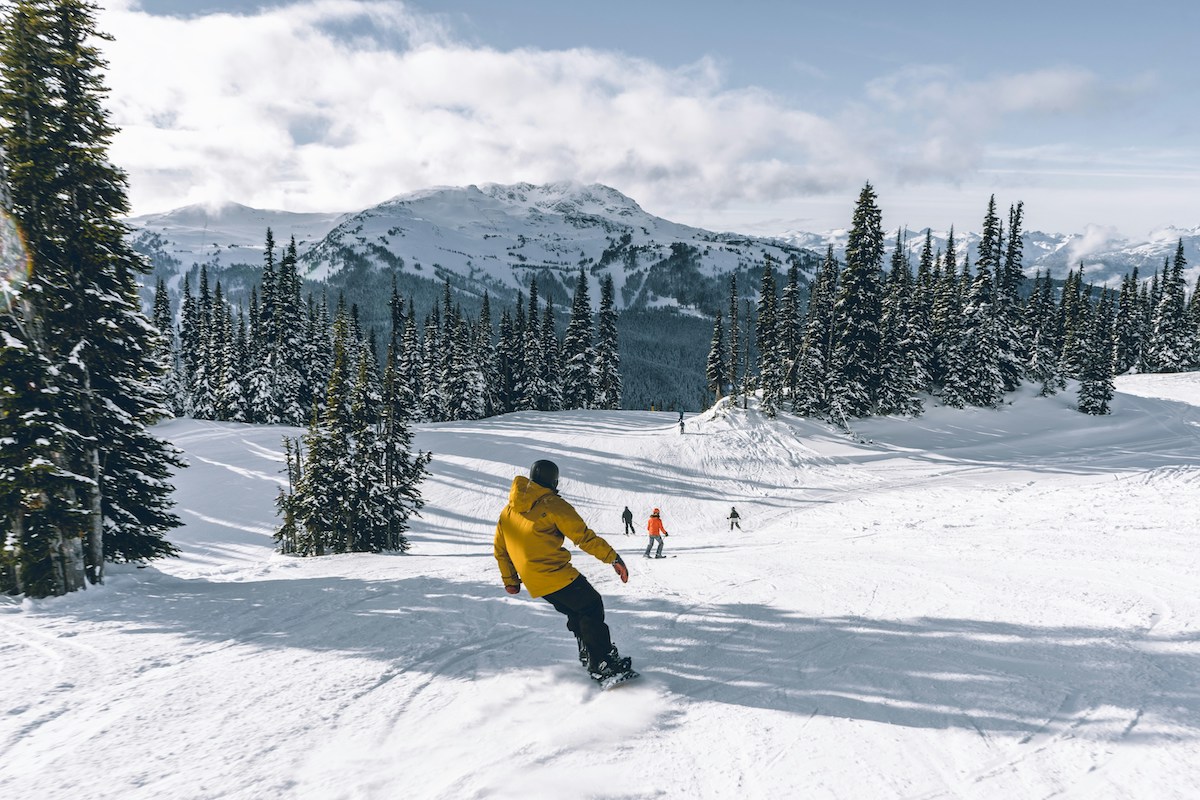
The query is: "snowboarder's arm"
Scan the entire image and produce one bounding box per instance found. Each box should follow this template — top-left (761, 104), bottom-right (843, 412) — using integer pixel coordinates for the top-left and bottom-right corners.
top-left (548, 497), bottom-right (619, 565)
top-left (493, 522), bottom-right (520, 592)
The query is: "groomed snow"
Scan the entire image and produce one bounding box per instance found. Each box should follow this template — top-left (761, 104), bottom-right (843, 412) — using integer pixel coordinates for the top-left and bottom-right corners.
top-left (2, 375), bottom-right (1198, 799)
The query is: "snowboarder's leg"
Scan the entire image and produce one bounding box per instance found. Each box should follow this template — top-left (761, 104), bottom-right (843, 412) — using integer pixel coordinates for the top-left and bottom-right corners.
top-left (654, 537), bottom-right (664, 557)
top-left (644, 539), bottom-right (653, 558)
top-left (543, 575), bottom-right (615, 673)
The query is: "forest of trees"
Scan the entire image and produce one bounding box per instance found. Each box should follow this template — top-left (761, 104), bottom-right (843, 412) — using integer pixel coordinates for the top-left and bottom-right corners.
top-left (157, 238), bottom-right (625, 428)
top-left (708, 184), bottom-right (1200, 421)
top-left (154, 235), bottom-right (623, 556)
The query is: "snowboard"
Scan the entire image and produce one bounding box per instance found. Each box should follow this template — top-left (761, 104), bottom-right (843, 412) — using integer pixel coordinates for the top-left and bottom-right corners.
top-left (597, 668), bottom-right (641, 691)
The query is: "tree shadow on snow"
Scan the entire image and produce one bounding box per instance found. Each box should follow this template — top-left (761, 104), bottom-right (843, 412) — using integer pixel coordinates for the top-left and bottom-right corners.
top-left (48, 567), bottom-right (1200, 743)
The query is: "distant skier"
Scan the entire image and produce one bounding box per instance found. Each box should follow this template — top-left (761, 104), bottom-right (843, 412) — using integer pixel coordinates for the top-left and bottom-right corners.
top-left (728, 506), bottom-right (741, 531)
top-left (621, 505), bottom-right (635, 536)
top-left (644, 507), bottom-right (669, 558)
top-left (494, 459), bottom-right (634, 685)
top-left (678, 410), bottom-right (685, 435)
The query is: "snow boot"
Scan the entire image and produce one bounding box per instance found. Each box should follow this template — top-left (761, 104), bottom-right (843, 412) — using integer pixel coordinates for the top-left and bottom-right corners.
top-left (587, 645), bottom-right (632, 681)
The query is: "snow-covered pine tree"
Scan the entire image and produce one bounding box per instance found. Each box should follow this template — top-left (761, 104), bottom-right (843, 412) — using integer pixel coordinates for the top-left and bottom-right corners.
top-left (476, 292), bottom-right (501, 418)
top-left (1, 112), bottom-right (90, 595)
top-left (779, 257), bottom-right (803, 405)
top-left (1137, 269), bottom-right (1159, 373)
top-left (561, 268), bottom-right (594, 409)
top-left (1112, 268), bottom-right (1142, 375)
top-left (379, 329), bottom-right (430, 552)
top-left (445, 312), bottom-right (485, 420)
top-left (346, 344), bottom-right (386, 552)
top-left (830, 182), bottom-right (885, 418)
top-left (152, 277), bottom-right (182, 417)
top-left (540, 299), bottom-right (562, 411)
top-left (1186, 272), bottom-right (1200, 369)
top-left (291, 302), bottom-right (355, 555)
top-left (705, 310), bottom-right (727, 403)
top-left (1024, 271), bottom-right (1063, 395)
top-left (958, 256), bottom-right (1004, 407)
top-left (177, 274), bottom-right (199, 415)
top-left (934, 249), bottom-right (970, 407)
top-left (593, 274), bottom-right (622, 410)
top-left (1, 0), bottom-right (181, 586)
top-left (996, 202), bottom-right (1027, 391)
top-left (275, 237), bottom-right (306, 424)
top-left (496, 307), bottom-right (517, 414)
top-left (190, 265), bottom-right (217, 419)
top-left (755, 257), bottom-right (781, 417)
top-left (1077, 289), bottom-right (1115, 414)
top-left (1057, 267), bottom-right (1088, 379)
top-left (876, 230), bottom-right (924, 416)
top-left (793, 246), bottom-right (839, 417)
top-left (727, 273), bottom-right (739, 407)
top-left (1145, 241), bottom-right (1190, 373)
top-left (420, 306), bottom-right (444, 421)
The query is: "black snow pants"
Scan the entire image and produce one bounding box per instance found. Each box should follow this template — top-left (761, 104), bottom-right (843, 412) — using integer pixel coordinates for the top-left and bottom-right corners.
top-left (543, 574), bottom-right (613, 670)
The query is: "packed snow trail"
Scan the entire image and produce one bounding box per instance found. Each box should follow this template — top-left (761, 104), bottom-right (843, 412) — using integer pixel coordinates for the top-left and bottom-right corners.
top-left (2, 375), bottom-right (1199, 799)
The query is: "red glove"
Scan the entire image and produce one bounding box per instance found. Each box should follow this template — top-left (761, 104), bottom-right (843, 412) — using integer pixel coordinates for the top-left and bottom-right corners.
top-left (505, 584), bottom-right (520, 595)
top-left (613, 556), bottom-right (629, 583)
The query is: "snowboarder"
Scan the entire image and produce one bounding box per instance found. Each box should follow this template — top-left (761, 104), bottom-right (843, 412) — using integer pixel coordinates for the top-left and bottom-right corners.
top-left (644, 507), bottom-right (669, 558)
top-left (728, 506), bottom-right (741, 531)
top-left (494, 459), bottom-right (634, 685)
top-left (621, 505), bottom-right (635, 535)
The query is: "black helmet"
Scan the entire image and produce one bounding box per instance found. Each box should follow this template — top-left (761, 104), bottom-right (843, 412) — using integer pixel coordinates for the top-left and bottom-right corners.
top-left (529, 459), bottom-right (560, 490)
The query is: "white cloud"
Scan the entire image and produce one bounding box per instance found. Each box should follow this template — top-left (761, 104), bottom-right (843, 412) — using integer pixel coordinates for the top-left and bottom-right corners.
top-left (94, 1), bottom-right (1185, 236)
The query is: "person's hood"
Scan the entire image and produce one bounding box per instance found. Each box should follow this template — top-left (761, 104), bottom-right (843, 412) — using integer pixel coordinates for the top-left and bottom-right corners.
top-left (508, 475), bottom-right (554, 513)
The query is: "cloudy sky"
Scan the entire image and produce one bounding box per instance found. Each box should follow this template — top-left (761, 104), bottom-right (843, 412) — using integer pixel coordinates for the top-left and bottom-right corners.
top-left (98, 0), bottom-right (1198, 237)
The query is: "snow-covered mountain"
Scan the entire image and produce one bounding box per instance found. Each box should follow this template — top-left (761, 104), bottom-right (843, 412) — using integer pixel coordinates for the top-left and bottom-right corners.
top-left (128, 183), bottom-right (816, 313)
top-left (128, 184), bottom-right (1200, 309)
top-left (127, 201), bottom-right (348, 293)
top-left (781, 224), bottom-right (1200, 288)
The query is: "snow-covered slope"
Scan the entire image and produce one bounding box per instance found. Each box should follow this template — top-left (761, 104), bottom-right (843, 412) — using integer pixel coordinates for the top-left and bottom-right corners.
top-left (3, 376), bottom-right (1199, 799)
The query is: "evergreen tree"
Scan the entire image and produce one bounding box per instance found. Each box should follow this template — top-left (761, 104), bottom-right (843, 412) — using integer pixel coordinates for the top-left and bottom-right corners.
top-left (958, 257), bottom-right (1004, 407)
top-left (705, 310), bottom-right (728, 403)
top-left (1078, 290), bottom-right (1115, 414)
top-left (779, 257), bottom-right (803, 405)
top-left (1145, 241), bottom-right (1190, 372)
top-left (1112, 268), bottom-right (1142, 375)
top-left (995, 202), bottom-right (1027, 391)
top-left (561, 268), bottom-right (594, 409)
top-left (793, 246), bottom-right (839, 416)
top-left (540, 299), bottom-right (562, 411)
top-left (1025, 271), bottom-right (1064, 396)
top-left (476, 292), bottom-right (501, 418)
top-left (152, 277), bottom-right (182, 416)
top-left (1, 0), bottom-right (181, 591)
top-left (727, 273), bottom-right (739, 407)
top-left (830, 182), bottom-right (885, 418)
top-left (877, 230), bottom-right (924, 416)
top-left (755, 257), bottom-right (781, 416)
top-left (593, 274), bottom-right (622, 410)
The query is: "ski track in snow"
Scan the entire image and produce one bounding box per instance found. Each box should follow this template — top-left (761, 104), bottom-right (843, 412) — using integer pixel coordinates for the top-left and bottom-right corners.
top-left (2, 375), bottom-right (1200, 799)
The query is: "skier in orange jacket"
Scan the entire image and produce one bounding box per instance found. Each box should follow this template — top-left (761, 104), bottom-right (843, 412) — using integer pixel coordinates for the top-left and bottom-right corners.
top-left (644, 508), bottom-right (669, 558)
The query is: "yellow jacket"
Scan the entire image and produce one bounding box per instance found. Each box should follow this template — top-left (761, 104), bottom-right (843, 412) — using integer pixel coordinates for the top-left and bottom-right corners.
top-left (494, 476), bottom-right (619, 598)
